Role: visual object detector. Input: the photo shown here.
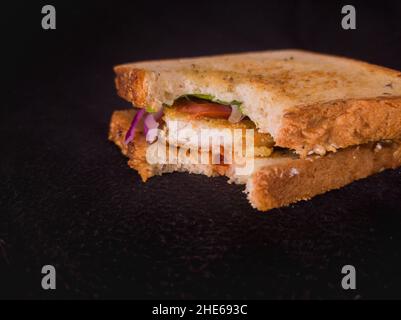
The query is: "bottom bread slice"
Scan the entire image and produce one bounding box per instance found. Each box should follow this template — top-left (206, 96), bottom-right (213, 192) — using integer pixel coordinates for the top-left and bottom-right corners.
top-left (109, 109), bottom-right (401, 211)
top-left (246, 141), bottom-right (401, 210)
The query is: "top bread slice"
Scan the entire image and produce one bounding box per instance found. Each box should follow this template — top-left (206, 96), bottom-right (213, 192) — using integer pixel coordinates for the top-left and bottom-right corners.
top-left (114, 50), bottom-right (401, 156)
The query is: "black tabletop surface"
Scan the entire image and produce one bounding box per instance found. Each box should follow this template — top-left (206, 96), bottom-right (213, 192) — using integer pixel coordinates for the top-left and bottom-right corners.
top-left (1, 0), bottom-right (401, 299)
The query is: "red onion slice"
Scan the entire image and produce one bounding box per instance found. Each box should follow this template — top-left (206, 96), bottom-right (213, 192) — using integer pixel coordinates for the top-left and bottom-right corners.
top-left (143, 114), bottom-right (159, 143)
top-left (153, 108), bottom-right (164, 121)
top-left (228, 105), bottom-right (245, 123)
top-left (143, 108), bottom-right (164, 143)
top-left (124, 109), bottom-right (146, 144)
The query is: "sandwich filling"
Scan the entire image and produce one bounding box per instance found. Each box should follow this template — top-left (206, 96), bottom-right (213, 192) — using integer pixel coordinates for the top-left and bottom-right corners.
top-left (162, 97), bottom-right (274, 158)
top-left (124, 95), bottom-right (276, 171)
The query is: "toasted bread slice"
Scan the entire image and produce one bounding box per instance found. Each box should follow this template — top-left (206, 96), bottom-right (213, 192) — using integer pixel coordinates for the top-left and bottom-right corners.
top-left (246, 140), bottom-right (401, 210)
top-left (114, 50), bottom-right (401, 156)
top-left (109, 109), bottom-right (401, 211)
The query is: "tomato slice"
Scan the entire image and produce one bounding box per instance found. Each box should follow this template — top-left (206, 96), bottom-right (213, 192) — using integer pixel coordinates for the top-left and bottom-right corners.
top-left (174, 100), bottom-right (232, 119)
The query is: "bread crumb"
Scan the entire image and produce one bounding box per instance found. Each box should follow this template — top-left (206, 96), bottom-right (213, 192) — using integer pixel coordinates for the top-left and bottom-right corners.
top-left (313, 145), bottom-right (326, 156)
top-left (374, 143), bottom-right (383, 152)
top-left (289, 168), bottom-right (299, 177)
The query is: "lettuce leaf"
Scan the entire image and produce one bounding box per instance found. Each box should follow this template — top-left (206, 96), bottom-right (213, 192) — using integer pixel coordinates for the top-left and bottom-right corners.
top-left (146, 106), bottom-right (157, 113)
top-left (151, 94), bottom-right (245, 114)
top-left (182, 94), bottom-right (244, 113)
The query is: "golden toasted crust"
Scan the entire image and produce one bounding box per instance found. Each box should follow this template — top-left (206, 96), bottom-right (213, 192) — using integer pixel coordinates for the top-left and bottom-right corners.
top-left (108, 109), bottom-right (134, 156)
top-left (277, 96), bottom-right (401, 156)
top-left (114, 50), bottom-right (401, 155)
top-left (248, 140), bottom-right (401, 211)
top-left (108, 109), bottom-right (155, 181)
top-left (114, 67), bottom-right (148, 107)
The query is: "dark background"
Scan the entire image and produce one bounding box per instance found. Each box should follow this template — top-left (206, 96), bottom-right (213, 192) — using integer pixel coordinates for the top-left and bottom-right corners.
top-left (1, 0), bottom-right (401, 299)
